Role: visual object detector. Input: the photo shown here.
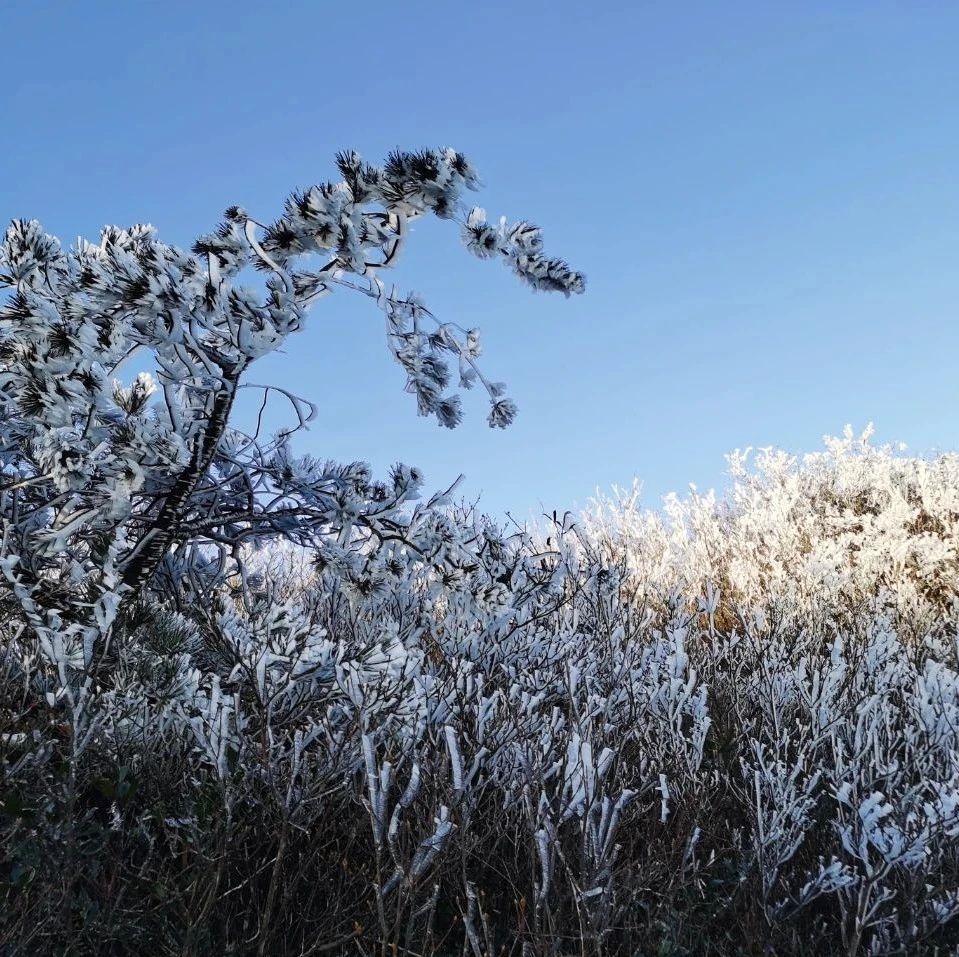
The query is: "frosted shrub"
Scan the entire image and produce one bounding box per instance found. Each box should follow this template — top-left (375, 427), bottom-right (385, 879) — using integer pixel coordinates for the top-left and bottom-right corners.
top-left (586, 425), bottom-right (959, 635)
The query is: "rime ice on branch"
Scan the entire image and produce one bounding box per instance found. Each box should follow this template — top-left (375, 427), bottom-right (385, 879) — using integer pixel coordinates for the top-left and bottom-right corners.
top-left (0, 148), bottom-right (583, 648)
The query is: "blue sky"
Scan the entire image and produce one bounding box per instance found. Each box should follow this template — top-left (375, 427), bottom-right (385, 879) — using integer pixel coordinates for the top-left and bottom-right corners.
top-left (4, 1), bottom-right (958, 519)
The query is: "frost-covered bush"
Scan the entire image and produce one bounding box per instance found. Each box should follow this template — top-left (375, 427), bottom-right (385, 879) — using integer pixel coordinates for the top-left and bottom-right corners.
top-left (4, 426), bottom-right (958, 955)
top-left (586, 425), bottom-right (959, 636)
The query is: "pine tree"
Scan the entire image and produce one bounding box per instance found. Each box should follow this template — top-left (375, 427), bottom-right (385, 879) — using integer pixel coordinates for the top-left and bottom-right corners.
top-left (0, 148), bottom-right (584, 673)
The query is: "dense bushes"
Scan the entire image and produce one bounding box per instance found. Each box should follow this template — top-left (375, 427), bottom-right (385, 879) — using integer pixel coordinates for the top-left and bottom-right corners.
top-left (3, 431), bottom-right (959, 955)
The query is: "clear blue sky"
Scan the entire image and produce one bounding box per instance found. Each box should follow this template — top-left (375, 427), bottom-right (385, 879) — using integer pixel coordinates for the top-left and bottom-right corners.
top-left (4, 1), bottom-right (958, 519)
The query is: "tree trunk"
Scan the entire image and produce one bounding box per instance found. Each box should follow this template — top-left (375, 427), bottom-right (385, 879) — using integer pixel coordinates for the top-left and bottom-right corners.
top-left (120, 374), bottom-right (239, 594)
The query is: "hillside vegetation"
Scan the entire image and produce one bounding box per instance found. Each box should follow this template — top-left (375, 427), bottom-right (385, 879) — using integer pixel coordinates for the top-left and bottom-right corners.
top-left (4, 428), bottom-right (959, 955)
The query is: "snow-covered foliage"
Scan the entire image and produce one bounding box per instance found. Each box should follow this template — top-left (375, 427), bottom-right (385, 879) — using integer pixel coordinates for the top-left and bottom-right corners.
top-left (585, 424), bottom-right (959, 636)
top-left (1, 156), bottom-right (957, 954)
top-left (4, 420), bottom-right (958, 954)
top-left (0, 145), bottom-right (581, 788)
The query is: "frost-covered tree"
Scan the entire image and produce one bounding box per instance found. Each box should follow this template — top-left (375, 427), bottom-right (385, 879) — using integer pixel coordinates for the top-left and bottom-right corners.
top-left (0, 148), bottom-right (583, 678)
